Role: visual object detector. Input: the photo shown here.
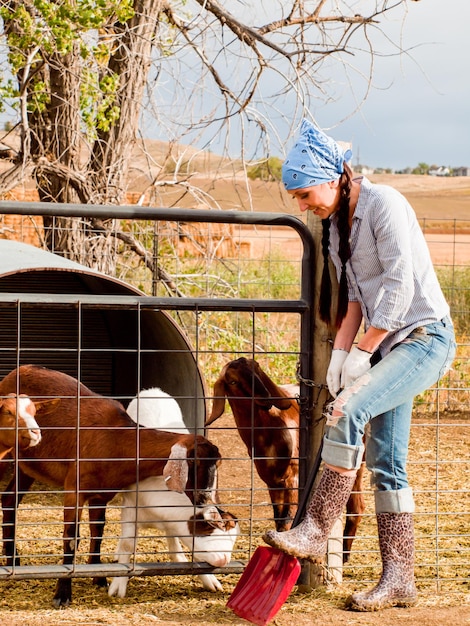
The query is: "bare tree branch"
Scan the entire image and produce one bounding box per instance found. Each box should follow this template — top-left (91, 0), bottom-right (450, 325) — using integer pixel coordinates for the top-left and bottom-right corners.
top-left (0, 0), bottom-right (417, 288)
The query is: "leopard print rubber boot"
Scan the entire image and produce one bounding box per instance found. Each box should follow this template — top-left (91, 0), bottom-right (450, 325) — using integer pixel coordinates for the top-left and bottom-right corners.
top-left (263, 467), bottom-right (356, 562)
top-left (346, 512), bottom-right (417, 611)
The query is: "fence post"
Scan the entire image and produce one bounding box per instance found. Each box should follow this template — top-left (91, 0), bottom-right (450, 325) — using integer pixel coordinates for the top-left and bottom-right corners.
top-left (300, 211), bottom-right (340, 589)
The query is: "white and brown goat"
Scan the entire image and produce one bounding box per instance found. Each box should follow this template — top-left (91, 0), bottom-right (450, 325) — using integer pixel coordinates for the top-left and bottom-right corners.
top-left (108, 476), bottom-right (239, 597)
top-left (108, 387), bottom-right (239, 597)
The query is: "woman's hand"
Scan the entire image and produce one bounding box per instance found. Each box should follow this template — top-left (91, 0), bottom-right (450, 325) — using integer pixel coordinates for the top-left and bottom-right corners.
top-left (326, 349), bottom-right (349, 397)
top-left (341, 347), bottom-right (372, 389)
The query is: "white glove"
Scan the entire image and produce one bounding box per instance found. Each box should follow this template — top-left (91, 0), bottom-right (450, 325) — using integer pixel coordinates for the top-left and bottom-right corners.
top-left (326, 349), bottom-right (349, 398)
top-left (341, 346), bottom-right (372, 389)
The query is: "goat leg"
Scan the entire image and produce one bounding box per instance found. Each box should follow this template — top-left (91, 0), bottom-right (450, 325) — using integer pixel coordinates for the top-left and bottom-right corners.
top-left (87, 497), bottom-right (109, 589)
top-left (268, 488), bottom-right (290, 532)
top-left (108, 505), bottom-right (137, 598)
top-left (1, 469), bottom-right (35, 566)
top-left (52, 489), bottom-right (85, 608)
top-left (282, 482), bottom-right (299, 532)
top-left (166, 536), bottom-right (223, 592)
top-left (268, 482), bottom-right (298, 532)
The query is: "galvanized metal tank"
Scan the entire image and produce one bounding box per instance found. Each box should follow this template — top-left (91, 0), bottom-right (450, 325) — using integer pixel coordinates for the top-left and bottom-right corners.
top-left (0, 239), bottom-right (206, 430)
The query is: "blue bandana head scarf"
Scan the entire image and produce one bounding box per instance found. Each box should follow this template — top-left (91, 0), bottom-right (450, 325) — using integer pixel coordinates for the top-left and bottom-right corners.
top-left (282, 119), bottom-right (353, 190)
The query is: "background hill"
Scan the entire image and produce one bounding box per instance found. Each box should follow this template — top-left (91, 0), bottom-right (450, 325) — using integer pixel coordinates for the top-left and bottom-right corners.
top-left (1, 135), bottom-right (469, 221)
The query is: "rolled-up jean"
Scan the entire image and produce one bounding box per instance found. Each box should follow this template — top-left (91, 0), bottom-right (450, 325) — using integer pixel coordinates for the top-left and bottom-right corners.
top-left (322, 316), bottom-right (456, 513)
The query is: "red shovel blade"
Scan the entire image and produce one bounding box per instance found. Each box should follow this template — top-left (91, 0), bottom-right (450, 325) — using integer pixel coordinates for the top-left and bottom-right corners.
top-left (227, 546), bottom-right (301, 626)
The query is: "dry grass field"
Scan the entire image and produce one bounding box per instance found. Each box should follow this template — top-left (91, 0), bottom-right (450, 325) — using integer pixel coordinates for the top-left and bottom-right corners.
top-left (182, 171), bottom-right (470, 219)
top-left (228, 174), bottom-right (470, 265)
top-left (164, 171), bottom-right (470, 265)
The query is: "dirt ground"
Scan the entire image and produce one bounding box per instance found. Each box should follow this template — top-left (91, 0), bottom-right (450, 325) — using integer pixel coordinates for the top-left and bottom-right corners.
top-left (0, 411), bottom-right (468, 626)
top-left (1, 587), bottom-right (469, 626)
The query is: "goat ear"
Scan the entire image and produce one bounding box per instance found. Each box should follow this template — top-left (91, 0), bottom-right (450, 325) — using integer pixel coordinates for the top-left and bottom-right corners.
top-left (163, 442), bottom-right (189, 493)
top-left (255, 373), bottom-right (294, 410)
top-left (205, 379), bottom-right (226, 426)
top-left (34, 398), bottom-right (61, 416)
top-left (271, 397), bottom-right (293, 410)
top-left (203, 506), bottom-right (225, 529)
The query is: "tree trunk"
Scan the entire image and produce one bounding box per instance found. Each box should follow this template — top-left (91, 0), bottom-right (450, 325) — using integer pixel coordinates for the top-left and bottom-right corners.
top-left (89, 0), bottom-right (163, 206)
top-left (30, 0), bottom-right (163, 274)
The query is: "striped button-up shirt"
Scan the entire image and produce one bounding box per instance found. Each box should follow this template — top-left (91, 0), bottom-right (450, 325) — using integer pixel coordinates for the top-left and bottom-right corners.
top-left (329, 177), bottom-right (450, 355)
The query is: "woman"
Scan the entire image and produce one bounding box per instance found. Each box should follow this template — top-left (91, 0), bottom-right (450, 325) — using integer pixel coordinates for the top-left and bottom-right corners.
top-left (263, 119), bottom-right (456, 611)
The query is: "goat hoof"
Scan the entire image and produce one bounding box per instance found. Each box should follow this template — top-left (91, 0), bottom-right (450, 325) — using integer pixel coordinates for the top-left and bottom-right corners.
top-left (53, 579), bottom-right (72, 608)
top-left (52, 596), bottom-right (71, 609)
top-left (93, 576), bottom-right (108, 588)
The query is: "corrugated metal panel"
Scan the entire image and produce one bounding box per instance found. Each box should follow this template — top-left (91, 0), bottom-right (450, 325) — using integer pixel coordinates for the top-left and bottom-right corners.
top-left (0, 240), bottom-right (206, 426)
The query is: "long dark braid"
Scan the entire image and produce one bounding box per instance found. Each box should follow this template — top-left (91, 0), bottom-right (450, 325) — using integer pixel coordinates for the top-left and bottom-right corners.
top-left (319, 164), bottom-right (353, 328)
top-left (319, 219), bottom-right (332, 323)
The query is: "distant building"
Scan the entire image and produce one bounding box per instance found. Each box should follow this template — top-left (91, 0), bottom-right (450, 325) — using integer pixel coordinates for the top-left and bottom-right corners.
top-left (453, 166), bottom-right (470, 176)
top-left (355, 165), bottom-right (375, 175)
top-left (429, 166), bottom-right (450, 177)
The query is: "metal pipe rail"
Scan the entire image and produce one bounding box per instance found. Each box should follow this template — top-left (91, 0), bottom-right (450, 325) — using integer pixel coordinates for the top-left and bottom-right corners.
top-left (0, 561), bottom-right (248, 581)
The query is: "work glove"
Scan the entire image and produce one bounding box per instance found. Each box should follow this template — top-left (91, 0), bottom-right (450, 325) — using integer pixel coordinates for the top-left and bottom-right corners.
top-left (341, 346), bottom-right (372, 390)
top-left (326, 349), bottom-right (349, 398)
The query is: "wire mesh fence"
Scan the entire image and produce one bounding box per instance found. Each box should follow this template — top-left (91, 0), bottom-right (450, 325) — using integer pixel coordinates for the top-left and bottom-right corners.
top-left (0, 202), bottom-right (467, 602)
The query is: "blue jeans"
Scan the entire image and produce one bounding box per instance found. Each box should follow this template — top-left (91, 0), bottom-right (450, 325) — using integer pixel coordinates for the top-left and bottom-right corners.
top-left (322, 316), bottom-right (456, 513)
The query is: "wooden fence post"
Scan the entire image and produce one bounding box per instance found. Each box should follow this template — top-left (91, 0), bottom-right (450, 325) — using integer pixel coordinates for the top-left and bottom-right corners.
top-left (299, 211), bottom-right (341, 589)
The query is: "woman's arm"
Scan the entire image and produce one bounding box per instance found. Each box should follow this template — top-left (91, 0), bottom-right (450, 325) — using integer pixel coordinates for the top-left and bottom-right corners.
top-left (333, 302), bottom-right (363, 351)
top-left (334, 301), bottom-right (388, 354)
top-left (357, 325), bottom-right (389, 354)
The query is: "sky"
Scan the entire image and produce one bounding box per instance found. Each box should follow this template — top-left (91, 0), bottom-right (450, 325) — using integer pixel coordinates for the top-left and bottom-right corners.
top-left (200, 0), bottom-right (470, 171)
top-left (198, 0), bottom-right (470, 171)
top-left (311, 0), bottom-right (470, 170)
top-left (1, 1), bottom-right (468, 172)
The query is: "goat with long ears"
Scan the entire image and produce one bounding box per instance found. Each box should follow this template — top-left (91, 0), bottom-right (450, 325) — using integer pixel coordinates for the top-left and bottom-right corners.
top-left (0, 365), bottom-right (221, 608)
top-left (108, 386), bottom-right (239, 597)
top-left (207, 357), bottom-right (365, 561)
top-left (206, 357), bottom-right (300, 532)
top-left (108, 475), bottom-right (239, 597)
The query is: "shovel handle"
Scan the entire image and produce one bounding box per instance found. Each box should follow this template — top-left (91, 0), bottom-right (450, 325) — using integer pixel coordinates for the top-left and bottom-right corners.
top-left (292, 439), bottom-right (323, 528)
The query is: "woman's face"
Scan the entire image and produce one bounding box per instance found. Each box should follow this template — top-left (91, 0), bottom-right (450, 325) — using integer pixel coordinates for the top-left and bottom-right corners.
top-left (288, 179), bottom-right (340, 218)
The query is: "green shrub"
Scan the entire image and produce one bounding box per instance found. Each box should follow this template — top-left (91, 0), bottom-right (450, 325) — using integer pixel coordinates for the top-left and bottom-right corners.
top-left (436, 267), bottom-right (470, 337)
top-left (247, 157), bottom-right (283, 182)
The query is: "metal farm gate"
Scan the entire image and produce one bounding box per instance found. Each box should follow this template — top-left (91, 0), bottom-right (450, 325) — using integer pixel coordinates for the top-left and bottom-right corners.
top-left (0, 202), bottom-right (317, 589)
top-left (0, 201), bottom-right (467, 603)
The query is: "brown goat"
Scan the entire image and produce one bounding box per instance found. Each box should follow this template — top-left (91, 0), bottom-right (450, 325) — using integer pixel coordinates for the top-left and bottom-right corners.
top-left (206, 357), bottom-right (365, 562)
top-left (0, 365), bottom-right (221, 608)
top-left (206, 357), bottom-right (300, 532)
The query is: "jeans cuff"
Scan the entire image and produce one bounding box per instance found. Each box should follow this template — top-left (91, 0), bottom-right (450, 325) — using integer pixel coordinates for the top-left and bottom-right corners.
top-left (374, 487), bottom-right (415, 513)
top-left (322, 437), bottom-right (365, 470)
